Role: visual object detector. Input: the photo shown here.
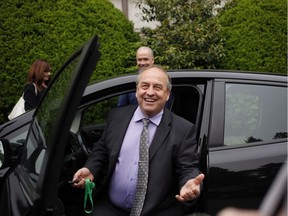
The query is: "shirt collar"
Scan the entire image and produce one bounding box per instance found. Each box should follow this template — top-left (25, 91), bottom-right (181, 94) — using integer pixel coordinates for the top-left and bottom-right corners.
top-left (133, 106), bottom-right (163, 126)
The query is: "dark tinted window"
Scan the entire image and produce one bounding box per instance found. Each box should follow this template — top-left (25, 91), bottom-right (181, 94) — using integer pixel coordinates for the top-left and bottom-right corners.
top-left (171, 86), bottom-right (201, 125)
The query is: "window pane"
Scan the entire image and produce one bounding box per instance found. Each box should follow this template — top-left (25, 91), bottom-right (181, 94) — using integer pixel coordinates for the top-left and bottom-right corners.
top-left (82, 97), bottom-right (118, 126)
top-left (224, 84), bottom-right (287, 145)
top-left (23, 54), bottom-right (80, 184)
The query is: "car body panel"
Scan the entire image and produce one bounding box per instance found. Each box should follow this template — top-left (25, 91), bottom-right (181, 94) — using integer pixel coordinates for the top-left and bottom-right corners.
top-left (207, 142), bottom-right (287, 213)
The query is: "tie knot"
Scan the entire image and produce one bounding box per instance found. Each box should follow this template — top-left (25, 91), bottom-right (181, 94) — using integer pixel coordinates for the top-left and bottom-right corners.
top-left (142, 118), bottom-right (150, 127)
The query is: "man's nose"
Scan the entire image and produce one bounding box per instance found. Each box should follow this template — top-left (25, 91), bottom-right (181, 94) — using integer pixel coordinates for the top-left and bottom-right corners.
top-left (140, 60), bottom-right (147, 65)
top-left (146, 86), bottom-right (155, 95)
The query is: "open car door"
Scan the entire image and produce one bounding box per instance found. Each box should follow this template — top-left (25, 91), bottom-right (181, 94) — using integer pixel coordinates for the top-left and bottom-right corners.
top-left (0, 35), bottom-right (100, 216)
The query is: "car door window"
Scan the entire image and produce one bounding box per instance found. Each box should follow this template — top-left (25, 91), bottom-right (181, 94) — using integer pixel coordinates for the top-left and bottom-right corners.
top-left (24, 56), bottom-right (80, 177)
top-left (82, 97), bottom-right (118, 126)
top-left (171, 85), bottom-right (202, 126)
top-left (80, 96), bottom-right (118, 147)
top-left (224, 84), bottom-right (287, 145)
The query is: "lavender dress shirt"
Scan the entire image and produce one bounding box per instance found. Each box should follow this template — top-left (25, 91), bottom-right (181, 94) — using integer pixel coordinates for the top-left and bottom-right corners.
top-left (109, 107), bottom-right (163, 209)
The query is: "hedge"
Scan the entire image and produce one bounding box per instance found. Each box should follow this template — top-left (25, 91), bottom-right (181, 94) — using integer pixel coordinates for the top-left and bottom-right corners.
top-left (0, 0), bottom-right (140, 124)
top-left (218, 0), bottom-right (287, 74)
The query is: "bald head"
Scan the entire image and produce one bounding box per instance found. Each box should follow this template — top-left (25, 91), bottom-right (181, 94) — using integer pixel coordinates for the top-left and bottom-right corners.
top-left (136, 46), bottom-right (154, 69)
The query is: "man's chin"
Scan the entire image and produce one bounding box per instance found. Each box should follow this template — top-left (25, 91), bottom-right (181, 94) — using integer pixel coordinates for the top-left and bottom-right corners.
top-left (142, 106), bottom-right (155, 116)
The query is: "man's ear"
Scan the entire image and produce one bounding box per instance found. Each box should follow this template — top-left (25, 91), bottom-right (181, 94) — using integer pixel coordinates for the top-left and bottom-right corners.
top-left (166, 91), bottom-right (171, 101)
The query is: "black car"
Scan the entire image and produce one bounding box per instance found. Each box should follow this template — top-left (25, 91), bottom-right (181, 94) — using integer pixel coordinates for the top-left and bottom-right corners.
top-left (0, 35), bottom-right (287, 216)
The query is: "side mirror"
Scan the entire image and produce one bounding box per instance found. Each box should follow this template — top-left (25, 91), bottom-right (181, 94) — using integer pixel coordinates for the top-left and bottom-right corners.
top-left (0, 139), bottom-right (12, 169)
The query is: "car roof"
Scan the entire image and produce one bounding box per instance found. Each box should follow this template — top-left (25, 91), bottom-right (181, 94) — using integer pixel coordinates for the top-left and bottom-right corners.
top-left (168, 69), bottom-right (287, 82)
top-left (84, 70), bottom-right (287, 97)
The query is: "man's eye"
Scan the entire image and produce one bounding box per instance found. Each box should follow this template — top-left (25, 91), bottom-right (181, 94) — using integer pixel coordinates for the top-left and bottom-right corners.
top-left (154, 85), bottom-right (162, 90)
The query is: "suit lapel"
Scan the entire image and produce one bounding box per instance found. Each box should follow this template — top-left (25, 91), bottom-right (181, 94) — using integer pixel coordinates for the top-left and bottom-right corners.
top-left (149, 109), bottom-right (171, 160)
top-left (109, 107), bottom-right (172, 168)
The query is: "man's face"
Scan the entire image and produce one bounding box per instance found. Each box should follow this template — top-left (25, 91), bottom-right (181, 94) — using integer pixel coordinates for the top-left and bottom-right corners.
top-left (136, 68), bottom-right (170, 117)
top-left (136, 50), bottom-right (154, 69)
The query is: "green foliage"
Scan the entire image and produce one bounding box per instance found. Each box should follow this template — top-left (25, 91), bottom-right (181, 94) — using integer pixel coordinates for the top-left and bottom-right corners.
top-left (218, 0), bottom-right (287, 74)
top-left (135, 0), bottom-right (225, 69)
top-left (82, 97), bottom-right (117, 125)
top-left (0, 0), bottom-right (140, 124)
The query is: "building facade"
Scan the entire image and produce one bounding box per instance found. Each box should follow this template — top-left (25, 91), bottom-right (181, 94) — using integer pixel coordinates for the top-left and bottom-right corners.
top-left (109, 0), bottom-right (158, 31)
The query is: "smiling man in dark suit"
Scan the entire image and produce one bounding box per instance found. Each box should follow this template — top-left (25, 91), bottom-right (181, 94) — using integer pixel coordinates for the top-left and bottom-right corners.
top-left (73, 64), bottom-right (204, 216)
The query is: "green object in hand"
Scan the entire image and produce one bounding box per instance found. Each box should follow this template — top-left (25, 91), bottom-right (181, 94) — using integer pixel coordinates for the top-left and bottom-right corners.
top-left (84, 178), bottom-right (95, 214)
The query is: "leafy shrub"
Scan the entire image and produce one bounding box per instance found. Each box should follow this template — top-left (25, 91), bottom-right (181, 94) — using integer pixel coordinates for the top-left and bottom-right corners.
top-left (0, 0), bottom-right (140, 124)
top-left (135, 0), bottom-right (225, 70)
top-left (218, 0), bottom-right (287, 74)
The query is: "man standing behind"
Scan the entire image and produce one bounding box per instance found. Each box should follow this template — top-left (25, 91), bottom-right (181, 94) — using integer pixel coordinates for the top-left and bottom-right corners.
top-left (136, 46), bottom-right (154, 69)
top-left (72, 65), bottom-right (204, 216)
top-left (117, 46), bottom-right (154, 106)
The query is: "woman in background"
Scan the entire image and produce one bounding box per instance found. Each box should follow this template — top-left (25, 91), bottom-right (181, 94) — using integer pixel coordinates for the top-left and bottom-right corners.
top-left (23, 59), bottom-right (51, 111)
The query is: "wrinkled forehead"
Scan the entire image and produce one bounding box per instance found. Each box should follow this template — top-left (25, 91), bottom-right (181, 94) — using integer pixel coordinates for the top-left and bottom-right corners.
top-left (139, 68), bottom-right (167, 84)
top-left (137, 66), bottom-right (172, 91)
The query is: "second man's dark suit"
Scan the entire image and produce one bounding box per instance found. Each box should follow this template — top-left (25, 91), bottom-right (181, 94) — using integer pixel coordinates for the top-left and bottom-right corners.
top-left (85, 105), bottom-right (201, 216)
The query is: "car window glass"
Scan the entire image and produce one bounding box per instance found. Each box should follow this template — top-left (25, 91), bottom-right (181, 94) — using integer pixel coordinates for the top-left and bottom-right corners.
top-left (224, 84), bottom-right (287, 145)
top-left (82, 97), bottom-right (118, 126)
top-left (171, 86), bottom-right (201, 125)
top-left (80, 96), bottom-right (118, 148)
top-left (23, 54), bottom-right (80, 184)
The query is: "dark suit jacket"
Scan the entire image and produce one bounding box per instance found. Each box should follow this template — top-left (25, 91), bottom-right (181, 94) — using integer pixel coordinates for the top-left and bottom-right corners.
top-left (85, 105), bottom-right (201, 216)
top-left (117, 92), bottom-right (138, 106)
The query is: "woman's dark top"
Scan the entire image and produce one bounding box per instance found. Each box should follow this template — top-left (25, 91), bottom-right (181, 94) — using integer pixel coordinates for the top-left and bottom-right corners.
top-left (23, 83), bottom-right (43, 111)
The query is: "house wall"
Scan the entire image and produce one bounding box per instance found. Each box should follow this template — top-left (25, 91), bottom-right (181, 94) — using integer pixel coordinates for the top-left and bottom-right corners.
top-left (109, 0), bottom-right (159, 31)
top-left (109, 0), bottom-right (227, 30)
